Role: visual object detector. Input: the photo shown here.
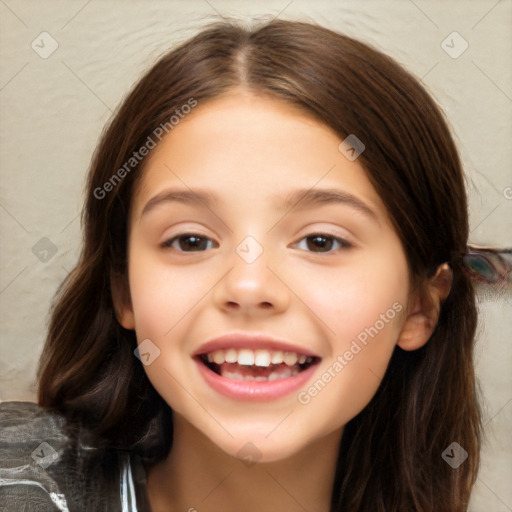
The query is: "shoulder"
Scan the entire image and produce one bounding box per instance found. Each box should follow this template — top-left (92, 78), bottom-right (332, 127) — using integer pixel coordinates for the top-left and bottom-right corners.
top-left (0, 401), bottom-right (69, 510)
top-left (0, 400), bottom-right (67, 439)
top-left (0, 401), bottom-right (68, 472)
top-left (0, 401), bottom-right (147, 511)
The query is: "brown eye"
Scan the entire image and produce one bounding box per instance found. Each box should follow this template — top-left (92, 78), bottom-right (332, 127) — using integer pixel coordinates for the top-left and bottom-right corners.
top-left (162, 234), bottom-right (216, 252)
top-left (295, 233), bottom-right (352, 253)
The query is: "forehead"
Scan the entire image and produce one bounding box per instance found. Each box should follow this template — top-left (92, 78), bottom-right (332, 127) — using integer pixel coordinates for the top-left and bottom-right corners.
top-left (131, 91), bottom-right (387, 221)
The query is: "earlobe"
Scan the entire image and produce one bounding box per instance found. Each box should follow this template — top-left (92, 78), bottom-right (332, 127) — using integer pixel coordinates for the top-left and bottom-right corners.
top-left (110, 272), bottom-right (135, 330)
top-left (397, 263), bottom-right (453, 351)
top-left (118, 305), bottom-right (135, 330)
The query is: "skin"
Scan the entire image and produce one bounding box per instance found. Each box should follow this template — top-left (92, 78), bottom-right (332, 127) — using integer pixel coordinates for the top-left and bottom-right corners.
top-left (114, 90), bottom-right (451, 512)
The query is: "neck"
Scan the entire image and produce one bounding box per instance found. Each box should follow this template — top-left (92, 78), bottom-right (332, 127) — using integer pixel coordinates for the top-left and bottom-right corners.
top-left (145, 414), bottom-right (343, 512)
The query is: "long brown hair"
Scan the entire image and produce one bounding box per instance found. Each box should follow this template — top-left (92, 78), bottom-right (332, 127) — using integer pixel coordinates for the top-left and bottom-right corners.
top-left (38, 19), bottom-right (482, 511)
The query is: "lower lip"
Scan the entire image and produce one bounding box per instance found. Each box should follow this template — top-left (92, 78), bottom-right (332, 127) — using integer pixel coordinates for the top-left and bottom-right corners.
top-left (195, 358), bottom-right (319, 402)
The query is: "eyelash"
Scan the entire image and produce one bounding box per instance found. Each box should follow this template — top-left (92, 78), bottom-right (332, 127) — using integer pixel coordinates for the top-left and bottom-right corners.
top-left (161, 232), bottom-right (353, 254)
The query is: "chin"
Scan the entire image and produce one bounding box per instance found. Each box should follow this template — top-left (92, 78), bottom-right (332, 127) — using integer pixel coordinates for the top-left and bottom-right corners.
top-left (212, 431), bottom-right (307, 465)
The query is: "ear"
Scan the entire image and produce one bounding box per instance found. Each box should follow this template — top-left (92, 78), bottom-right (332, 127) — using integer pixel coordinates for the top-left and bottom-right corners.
top-left (110, 271), bottom-right (135, 330)
top-left (397, 263), bottom-right (453, 351)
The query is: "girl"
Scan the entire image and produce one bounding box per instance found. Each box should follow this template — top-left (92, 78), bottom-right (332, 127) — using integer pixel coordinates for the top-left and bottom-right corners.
top-left (2, 17), bottom-right (500, 511)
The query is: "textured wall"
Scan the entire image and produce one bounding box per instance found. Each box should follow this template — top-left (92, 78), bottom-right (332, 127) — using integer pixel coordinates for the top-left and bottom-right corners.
top-left (1, 1), bottom-right (511, 509)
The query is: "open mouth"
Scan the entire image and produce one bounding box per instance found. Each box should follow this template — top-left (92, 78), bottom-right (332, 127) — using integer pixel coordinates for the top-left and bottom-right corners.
top-left (197, 348), bottom-right (321, 382)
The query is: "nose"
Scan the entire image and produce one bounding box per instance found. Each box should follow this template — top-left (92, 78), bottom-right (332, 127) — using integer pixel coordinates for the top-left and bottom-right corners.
top-left (212, 242), bottom-right (291, 316)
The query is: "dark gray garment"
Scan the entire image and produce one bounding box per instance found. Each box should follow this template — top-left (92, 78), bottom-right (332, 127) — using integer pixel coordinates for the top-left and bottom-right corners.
top-left (0, 401), bottom-right (150, 511)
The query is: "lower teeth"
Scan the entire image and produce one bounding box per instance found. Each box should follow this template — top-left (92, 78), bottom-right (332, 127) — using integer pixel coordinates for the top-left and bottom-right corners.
top-left (220, 366), bottom-right (300, 381)
top-left (200, 356), bottom-right (314, 381)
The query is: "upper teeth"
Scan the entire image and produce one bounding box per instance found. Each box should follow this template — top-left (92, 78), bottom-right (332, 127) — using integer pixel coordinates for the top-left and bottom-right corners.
top-left (206, 349), bottom-right (311, 368)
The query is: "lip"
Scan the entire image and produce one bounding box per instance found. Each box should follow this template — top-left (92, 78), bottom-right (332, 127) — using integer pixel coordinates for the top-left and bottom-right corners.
top-left (192, 332), bottom-right (320, 358)
top-left (194, 357), bottom-right (320, 402)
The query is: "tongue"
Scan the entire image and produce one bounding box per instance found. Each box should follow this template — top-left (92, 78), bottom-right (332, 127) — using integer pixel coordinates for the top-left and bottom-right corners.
top-left (217, 362), bottom-right (297, 378)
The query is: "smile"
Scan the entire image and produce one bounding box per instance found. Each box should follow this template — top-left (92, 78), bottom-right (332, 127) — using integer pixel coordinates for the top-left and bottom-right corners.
top-left (194, 348), bottom-right (321, 401)
top-left (199, 348), bottom-right (318, 381)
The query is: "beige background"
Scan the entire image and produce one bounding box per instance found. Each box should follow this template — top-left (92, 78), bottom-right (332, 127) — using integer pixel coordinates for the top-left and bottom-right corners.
top-left (0, 0), bottom-right (511, 510)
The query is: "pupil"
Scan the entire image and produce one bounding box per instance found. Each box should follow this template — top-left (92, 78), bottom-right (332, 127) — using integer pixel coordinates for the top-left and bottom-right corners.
top-left (308, 235), bottom-right (332, 252)
top-left (182, 235), bottom-right (205, 250)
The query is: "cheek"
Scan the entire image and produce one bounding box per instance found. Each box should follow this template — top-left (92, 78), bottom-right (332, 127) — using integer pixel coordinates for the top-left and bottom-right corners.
top-left (299, 252), bottom-right (409, 347)
top-left (126, 250), bottom-right (216, 415)
top-left (127, 250), bottom-right (210, 336)
top-left (293, 252), bottom-right (408, 424)
top-left (296, 309), bottom-right (404, 437)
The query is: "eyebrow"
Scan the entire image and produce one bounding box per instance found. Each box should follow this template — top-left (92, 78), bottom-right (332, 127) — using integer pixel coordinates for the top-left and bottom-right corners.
top-left (278, 188), bottom-right (378, 220)
top-left (140, 188), bottom-right (218, 218)
top-left (140, 187), bottom-right (378, 221)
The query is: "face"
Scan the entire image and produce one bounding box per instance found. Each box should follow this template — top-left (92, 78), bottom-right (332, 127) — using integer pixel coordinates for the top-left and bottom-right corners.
top-left (118, 90), bottom-right (412, 463)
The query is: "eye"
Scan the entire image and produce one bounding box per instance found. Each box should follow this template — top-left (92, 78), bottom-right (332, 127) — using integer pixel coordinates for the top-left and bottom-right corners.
top-left (162, 233), bottom-right (217, 252)
top-left (162, 232), bottom-right (351, 253)
top-left (294, 233), bottom-right (352, 253)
